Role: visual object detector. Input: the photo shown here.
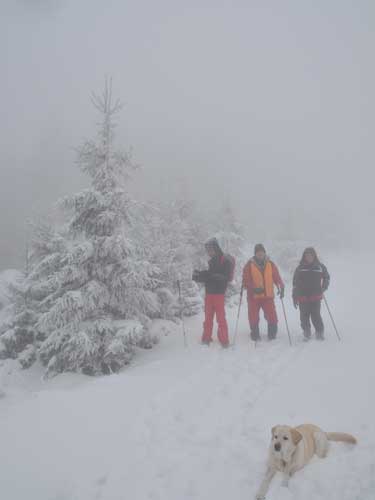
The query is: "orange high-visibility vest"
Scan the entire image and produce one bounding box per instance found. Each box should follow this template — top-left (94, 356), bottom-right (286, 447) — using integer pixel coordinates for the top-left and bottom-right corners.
top-left (250, 260), bottom-right (274, 299)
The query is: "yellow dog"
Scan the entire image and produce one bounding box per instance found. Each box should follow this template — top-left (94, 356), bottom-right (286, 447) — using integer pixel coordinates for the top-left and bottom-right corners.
top-left (255, 424), bottom-right (356, 499)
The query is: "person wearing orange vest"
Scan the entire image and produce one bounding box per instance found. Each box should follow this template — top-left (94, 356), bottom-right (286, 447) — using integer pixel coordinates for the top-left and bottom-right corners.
top-left (242, 244), bottom-right (284, 341)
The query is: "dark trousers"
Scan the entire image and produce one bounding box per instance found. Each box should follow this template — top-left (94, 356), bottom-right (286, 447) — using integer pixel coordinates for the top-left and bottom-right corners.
top-left (299, 300), bottom-right (324, 335)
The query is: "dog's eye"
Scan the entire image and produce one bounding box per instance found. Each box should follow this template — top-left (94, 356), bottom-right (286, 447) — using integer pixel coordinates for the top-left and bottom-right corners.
top-left (274, 435), bottom-right (278, 439)
top-left (283, 436), bottom-right (289, 440)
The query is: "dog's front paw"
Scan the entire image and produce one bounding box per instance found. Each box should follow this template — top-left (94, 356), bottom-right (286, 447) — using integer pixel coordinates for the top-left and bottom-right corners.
top-left (255, 494), bottom-right (266, 500)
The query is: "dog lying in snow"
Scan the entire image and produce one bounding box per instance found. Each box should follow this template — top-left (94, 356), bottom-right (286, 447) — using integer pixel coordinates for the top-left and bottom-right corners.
top-left (255, 424), bottom-right (357, 499)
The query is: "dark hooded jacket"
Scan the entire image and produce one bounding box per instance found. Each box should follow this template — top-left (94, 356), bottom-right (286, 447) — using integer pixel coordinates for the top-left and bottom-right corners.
top-left (292, 248), bottom-right (330, 303)
top-left (193, 239), bottom-right (231, 294)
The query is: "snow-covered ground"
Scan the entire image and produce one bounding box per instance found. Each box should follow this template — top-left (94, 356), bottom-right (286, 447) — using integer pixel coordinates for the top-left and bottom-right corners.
top-left (0, 253), bottom-right (374, 500)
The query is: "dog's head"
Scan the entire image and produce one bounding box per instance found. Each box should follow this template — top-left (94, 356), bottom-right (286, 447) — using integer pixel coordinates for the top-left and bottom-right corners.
top-left (270, 425), bottom-right (303, 462)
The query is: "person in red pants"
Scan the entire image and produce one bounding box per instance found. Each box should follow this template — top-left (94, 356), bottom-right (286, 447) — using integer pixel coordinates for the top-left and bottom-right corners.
top-left (242, 244), bottom-right (284, 341)
top-left (192, 238), bottom-right (231, 347)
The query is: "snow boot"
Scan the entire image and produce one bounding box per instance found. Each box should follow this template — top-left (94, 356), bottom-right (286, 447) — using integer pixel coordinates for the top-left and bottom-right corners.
top-left (267, 323), bottom-right (277, 340)
top-left (316, 331), bottom-right (325, 341)
top-left (250, 325), bottom-right (260, 341)
top-left (303, 329), bottom-right (312, 341)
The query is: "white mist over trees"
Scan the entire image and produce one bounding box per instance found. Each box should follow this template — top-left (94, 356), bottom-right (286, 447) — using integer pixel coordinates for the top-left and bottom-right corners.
top-left (1, 2), bottom-right (374, 269)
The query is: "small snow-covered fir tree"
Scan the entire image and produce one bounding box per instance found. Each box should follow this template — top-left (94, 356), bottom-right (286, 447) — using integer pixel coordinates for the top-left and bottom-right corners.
top-left (159, 199), bottom-right (203, 314)
top-left (0, 220), bottom-right (68, 367)
top-left (134, 198), bottom-right (203, 319)
top-left (0, 276), bottom-right (36, 364)
top-left (34, 80), bottom-right (157, 376)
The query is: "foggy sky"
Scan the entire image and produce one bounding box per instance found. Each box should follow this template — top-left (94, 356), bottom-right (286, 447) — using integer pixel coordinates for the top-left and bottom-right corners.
top-left (1, 0), bottom-right (374, 270)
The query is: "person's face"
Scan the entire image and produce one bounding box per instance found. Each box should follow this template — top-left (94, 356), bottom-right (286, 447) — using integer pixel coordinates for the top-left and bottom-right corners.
top-left (206, 246), bottom-right (216, 258)
top-left (304, 252), bottom-right (315, 264)
top-left (255, 250), bottom-right (266, 261)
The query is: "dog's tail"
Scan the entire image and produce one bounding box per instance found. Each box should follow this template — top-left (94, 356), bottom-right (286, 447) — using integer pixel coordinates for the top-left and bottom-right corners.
top-left (326, 432), bottom-right (357, 444)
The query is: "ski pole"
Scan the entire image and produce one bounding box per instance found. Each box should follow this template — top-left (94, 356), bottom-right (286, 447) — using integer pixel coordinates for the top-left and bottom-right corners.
top-left (323, 294), bottom-right (341, 341)
top-left (177, 280), bottom-right (187, 347)
top-left (280, 296), bottom-right (292, 346)
top-left (232, 284), bottom-right (244, 346)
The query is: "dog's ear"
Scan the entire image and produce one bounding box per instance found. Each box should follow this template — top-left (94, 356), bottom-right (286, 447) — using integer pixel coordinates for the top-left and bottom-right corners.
top-left (290, 428), bottom-right (303, 445)
top-left (271, 426), bottom-right (278, 436)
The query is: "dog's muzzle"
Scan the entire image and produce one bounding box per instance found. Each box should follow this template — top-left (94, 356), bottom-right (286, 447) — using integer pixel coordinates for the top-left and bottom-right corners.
top-left (274, 442), bottom-right (281, 452)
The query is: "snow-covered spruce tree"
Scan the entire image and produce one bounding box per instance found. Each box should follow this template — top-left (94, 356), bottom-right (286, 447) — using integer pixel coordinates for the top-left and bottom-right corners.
top-left (0, 274), bottom-right (37, 366)
top-left (132, 199), bottom-right (203, 319)
top-left (36, 81), bottom-right (158, 376)
top-left (0, 220), bottom-right (68, 368)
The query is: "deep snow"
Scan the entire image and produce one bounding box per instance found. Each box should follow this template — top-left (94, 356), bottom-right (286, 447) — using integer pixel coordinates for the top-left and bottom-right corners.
top-left (0, 254), bottom-right (374, 500)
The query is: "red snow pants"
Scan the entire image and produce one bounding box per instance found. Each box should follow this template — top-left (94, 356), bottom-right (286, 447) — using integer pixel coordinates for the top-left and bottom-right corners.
top-left (247, 297), bottom-right (278, 328)
top-left (202, 294), bottom-right (229, 345)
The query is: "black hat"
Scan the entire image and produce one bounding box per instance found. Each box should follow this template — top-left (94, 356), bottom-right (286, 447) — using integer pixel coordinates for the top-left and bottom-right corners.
top-left (254, 243), bottom-right (266, 254)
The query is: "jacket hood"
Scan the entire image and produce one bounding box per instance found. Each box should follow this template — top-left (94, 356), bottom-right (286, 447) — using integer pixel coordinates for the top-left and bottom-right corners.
top-left (205, 237), bottom-right (223, 257)
top-left (254, 243), bottom-right (266, 254)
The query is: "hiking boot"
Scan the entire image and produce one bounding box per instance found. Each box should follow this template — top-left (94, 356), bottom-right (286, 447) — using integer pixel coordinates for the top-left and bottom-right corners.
top-left (303, 329), bottom-right (311, 341)
top-left (267, 323), bottom-right (277, 340)
top-left (221, 342), bottom-right (230, 349)
top-left (250, 325), bottom-right (260, 341)
top-left (315, 331), bottom-right (325, 341)
top-left (201, 339), bottom-right (211, 346)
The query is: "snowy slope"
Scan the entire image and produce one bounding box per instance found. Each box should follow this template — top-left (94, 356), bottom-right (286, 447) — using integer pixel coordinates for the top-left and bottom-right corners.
top-left (0, 254), bottom-right (374, 500)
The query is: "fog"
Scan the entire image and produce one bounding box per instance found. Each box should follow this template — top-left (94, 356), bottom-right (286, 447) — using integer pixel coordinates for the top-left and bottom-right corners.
top-left (1, 0), bottom-right (374, 270)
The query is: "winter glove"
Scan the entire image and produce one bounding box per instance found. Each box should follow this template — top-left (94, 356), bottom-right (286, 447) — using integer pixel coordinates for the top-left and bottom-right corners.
top-left (277, 287), bottom-right (285, 299)
top-left (193, 270), bottom-right (210, 283)
top-left (200, 270), bottom-right (210, 281)
top-left (253, 287), bottom-right (265, 295)
top-left (192, 270), bottom-right (199, 281)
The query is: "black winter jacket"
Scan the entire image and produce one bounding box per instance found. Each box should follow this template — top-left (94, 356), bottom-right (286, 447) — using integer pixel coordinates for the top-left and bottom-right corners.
top-left (292, 261), bottom-right (330, 300)
top-left (194, 253), bottom-right (231, 295)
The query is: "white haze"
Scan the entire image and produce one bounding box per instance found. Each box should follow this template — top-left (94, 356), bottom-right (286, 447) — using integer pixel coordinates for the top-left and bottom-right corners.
top-left (1, 0), bottom-right (374, 269)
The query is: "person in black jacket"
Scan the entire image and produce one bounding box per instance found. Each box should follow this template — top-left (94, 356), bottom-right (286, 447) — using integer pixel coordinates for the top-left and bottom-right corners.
top-left (192, 238), bottom-right (231, 347)
top-left (292, 247), bottom-right (330, 341)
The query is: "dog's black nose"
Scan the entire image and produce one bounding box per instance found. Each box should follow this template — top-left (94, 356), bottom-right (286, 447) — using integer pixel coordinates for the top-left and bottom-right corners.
top-left (274, 443), bottom-right (281, 452)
